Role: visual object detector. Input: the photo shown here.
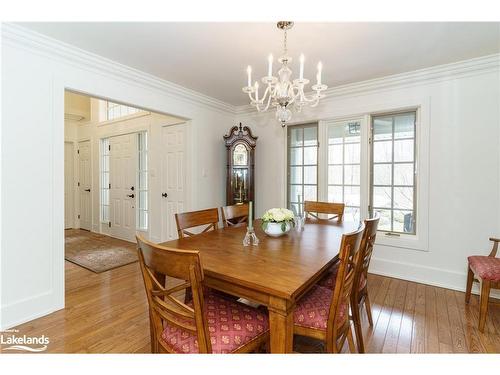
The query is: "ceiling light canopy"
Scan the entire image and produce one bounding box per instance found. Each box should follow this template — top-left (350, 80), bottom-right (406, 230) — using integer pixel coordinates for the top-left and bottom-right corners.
top-left (242, 21), bottom-right (327, 127)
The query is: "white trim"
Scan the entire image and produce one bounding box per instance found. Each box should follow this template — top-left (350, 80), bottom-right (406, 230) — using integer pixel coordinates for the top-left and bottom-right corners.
top-left (369, 257), bottom-right (500, 300)
top-left (1, 23), bottom-right (236, 115)
top-left (235, 53), bottom-right (500, 115)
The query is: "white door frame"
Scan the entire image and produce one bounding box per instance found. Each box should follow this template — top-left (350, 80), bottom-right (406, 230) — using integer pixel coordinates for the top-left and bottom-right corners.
top-left (77, 139), bottom-right (92, 230)
top-left (64, 141), bottom-right (75, 229)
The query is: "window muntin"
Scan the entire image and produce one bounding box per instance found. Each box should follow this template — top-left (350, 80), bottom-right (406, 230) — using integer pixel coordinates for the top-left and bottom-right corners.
top-left (327, 121), bottom-right (361, 222)
top-left (287, 124), bottom-right (318, 215)
top-left (100, 138), bottom-right (110, 223)
top-left (370, 111), bottom-right (416, 234)
top-left (137, 132), bottom-right (148, 231)
top-left (106, 101), bottom-right (140, 121)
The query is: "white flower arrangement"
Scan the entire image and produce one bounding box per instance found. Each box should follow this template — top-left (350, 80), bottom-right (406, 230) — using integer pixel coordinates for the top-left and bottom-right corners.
top-left (261, 208), bottom-right (295, 232)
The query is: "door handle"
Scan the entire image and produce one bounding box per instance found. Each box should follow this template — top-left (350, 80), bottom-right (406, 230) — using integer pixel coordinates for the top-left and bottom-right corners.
top-left (84, 189), bottom-right (91, 192)
top-left (130, 186), bottom-right (135, 191)
top-left (127, 194), bottom-right (135, 198)
top-left (162, 193), bottom-right (168, 198)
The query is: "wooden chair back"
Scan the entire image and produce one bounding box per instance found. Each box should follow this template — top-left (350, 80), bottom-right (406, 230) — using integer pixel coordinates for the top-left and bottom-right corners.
top-left (326, 224), bottom-right (364, 352)
top-left (353, 215), bottom-right (380, 294)
top-left (175, 208), bottom-right (219, 238)
top-left (221, 203), bottom-right (249, 228)
top-left (136, 235), bottom-right (212, 353)
top-left (304, 200), bottom-right (345, 222)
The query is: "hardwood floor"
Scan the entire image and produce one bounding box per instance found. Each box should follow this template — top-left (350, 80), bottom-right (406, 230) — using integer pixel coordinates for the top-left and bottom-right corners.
top-left (6, 260), bottom-right (500, 353)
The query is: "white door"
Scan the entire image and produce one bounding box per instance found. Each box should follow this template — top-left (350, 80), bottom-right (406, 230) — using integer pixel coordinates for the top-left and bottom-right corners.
top-left (64, 142), bottom-right (74, 229)
top-left (109, 133), bottom-right (137, 241)
top-left (78, 140), bottom-right (92, 230)
top-left (161, 124), bottom-right (186, 241)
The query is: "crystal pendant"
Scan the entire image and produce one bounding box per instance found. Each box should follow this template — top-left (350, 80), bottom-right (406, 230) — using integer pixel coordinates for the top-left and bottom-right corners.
top-left (276, 106), bottom-right (292, 125)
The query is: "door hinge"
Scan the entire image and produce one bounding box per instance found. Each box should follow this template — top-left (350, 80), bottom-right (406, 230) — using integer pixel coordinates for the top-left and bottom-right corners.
top-left (78, 182), bottom-right (80, 187)
top-left (78, 214), bottom-right (80, 219)
top-left (368, 137), bottom-right (372, 145)
top-left (108, 222), bottom-right (111, 228)
top-left (77, 149), bottom-right (80, 154)
top-left (108, 145), bottom-right (111, 151)
top-left (109, 183), bottom-right (111, 189)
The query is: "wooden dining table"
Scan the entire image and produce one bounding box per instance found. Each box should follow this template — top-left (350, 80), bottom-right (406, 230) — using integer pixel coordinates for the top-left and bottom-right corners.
top-left (159, 218), bottom-right (359, 353)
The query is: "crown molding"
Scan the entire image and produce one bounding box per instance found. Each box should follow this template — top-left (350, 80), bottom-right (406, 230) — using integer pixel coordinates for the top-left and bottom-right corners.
top-left (1, 23), bottom-right (238, 115)
top-left (235, 52), bottom-right (500, 116)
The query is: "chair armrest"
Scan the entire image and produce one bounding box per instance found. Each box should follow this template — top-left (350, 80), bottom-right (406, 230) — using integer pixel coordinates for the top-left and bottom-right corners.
top-left (489, 237), bottom-right (500, 243)
top-left (489, 238), bottom-right (500, 257)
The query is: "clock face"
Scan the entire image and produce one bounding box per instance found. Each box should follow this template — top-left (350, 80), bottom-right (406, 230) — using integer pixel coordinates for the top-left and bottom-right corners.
top-left (233, 143), bottom-right (248, 166)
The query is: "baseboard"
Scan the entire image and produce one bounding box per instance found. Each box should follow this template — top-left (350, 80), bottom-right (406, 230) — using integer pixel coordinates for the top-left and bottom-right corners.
top-left (370, 257), bottom-right (500, 299)
top-left (0, 290), bottom-right (63, 330)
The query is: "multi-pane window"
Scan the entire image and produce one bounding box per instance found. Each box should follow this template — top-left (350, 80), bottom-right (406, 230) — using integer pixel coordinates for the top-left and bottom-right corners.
top-left (370, 111), bottom-right (416, 234)
top-left (287, 124), bottom-right (318, 215)
top-left (137, 132), bottom-right (148, 231)
top-left (100, 138), bottom-right (110, 223)
top-left (327, 121), bottom-right (361, 222)
top-left (106, 101), bottom-right (139, 121)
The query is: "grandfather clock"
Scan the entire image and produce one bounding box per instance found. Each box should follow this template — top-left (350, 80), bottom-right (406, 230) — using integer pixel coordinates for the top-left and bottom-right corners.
top-left (223, 123), bottom-right (257, 209)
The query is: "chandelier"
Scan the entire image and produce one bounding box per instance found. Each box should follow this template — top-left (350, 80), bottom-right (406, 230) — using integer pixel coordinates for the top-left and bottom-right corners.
top-left (242, 21), bottom-right (327, 127)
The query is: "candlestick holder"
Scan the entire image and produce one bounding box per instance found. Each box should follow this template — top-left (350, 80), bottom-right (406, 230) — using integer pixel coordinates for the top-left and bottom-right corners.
top-left (243, 226), bottom-right (259, 246)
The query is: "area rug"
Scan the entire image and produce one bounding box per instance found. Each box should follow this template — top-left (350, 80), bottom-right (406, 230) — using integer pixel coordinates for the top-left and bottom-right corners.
top-left (65, 229), bottom-right (138, 273)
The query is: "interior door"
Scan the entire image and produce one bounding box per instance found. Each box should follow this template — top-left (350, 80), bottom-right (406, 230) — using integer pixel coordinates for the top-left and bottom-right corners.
top-left (161, 124), bottom-right (186, 241)
top-left (109, 133), bottom-right (137, 241)
top-left (78, 140), bottom-right (91, 230)
top-left (64, 142), bottom-right (74, 229)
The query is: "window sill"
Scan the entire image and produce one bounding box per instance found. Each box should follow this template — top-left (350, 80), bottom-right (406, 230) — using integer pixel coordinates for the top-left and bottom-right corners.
top-left (375, 232), bottom-right (428, 252)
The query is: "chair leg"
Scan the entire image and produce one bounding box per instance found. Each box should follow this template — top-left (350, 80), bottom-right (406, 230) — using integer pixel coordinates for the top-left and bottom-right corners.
top-left (346, 326), bottom-right (356, 353)
top-left (351, 302), bottom-right (365, 353)
top-left (478, 280), bottom-right (491, 332)
top-left (465, 266), bottom-right (474, 304)
top-left (364, 293), bottom-right (374, 327)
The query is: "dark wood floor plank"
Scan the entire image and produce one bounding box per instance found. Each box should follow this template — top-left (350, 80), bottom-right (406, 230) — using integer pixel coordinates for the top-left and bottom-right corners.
top-left (396, 281), bottom-right (416, 353)
top-left (444, 289), bottom-right (468, 353)
top-left (382, 280), bottom-right (407, 353)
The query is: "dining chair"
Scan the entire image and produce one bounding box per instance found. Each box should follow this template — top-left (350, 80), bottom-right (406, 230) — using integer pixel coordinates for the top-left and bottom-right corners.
top-left (316, 216), bottom-right (379, 352)
top-left (136, 235), bottom-right (270, 354)
top-left (221, 203), bottom-right (249, 228)
top-left (293, 224), bottom-right (365, 353)
top-left (175, 208), bottom-right (219, 238)
top-left (304, 200), bottom-right (345, 222)
top-left (465, 237), bottom-right (500, 332)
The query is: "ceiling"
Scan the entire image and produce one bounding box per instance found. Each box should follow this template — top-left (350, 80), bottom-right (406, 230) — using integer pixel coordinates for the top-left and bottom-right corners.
top-left (19, 22), bottom-right (500, 106)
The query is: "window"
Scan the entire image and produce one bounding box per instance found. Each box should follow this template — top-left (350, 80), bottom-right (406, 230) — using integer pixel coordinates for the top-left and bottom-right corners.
top-left (106, 101), bottom-right (139, 121)
top-left (137, 132), bottom-right (148, 231)
top-left (370, 111), bottom-right (416, 234)
top-left (287, 123), bottom-right (318, 215)
top-left (327, 121), bottom-right (361, 222)
top-left (100, 138), bottom-right (110, 223)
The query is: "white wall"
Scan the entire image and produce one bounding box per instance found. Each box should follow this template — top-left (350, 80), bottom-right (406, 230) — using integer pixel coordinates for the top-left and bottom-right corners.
top-left (1, 24), bottom-right (233, 330)
top-left (237, 55), bottom-right (500, 296)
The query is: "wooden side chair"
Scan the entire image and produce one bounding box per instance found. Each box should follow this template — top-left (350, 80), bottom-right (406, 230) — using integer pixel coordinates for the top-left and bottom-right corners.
top-left (136, 235), bottom-right (269, 354)
top-left (465, 237), bottom-right (500, 332)
top-left (293, 224), bottom-right (365, 353)
top-left (221, 203), bottom-right (248, 228)
top-left (175, 208), bottom-right (219, 238)
top-left (304, 200), bottom-right (345, 222)
top-left (316, 216), bottom-right (379, 353)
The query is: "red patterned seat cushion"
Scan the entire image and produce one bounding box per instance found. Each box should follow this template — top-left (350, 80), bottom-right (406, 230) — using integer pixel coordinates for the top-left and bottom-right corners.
top-left (294, 285), bottom-right (348, 330)
top-left (161, 291), bottom-right (268, 353)
top-left (468, 256), bottom-right (500, 282)
top-left (317, 263), bottom-right (367, 291)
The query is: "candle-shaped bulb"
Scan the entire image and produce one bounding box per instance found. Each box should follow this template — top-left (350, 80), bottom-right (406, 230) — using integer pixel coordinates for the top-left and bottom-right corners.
top-left (267, 54), bottom-right (273, 77)
top-left (317, 61), bottom-right (322, 85)
top-left (255, 82), bottom-right (259, 101)
top-left (246, 66), bottom-right (252, 87)
top-left (299, 54), bottom-right (305, 80)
